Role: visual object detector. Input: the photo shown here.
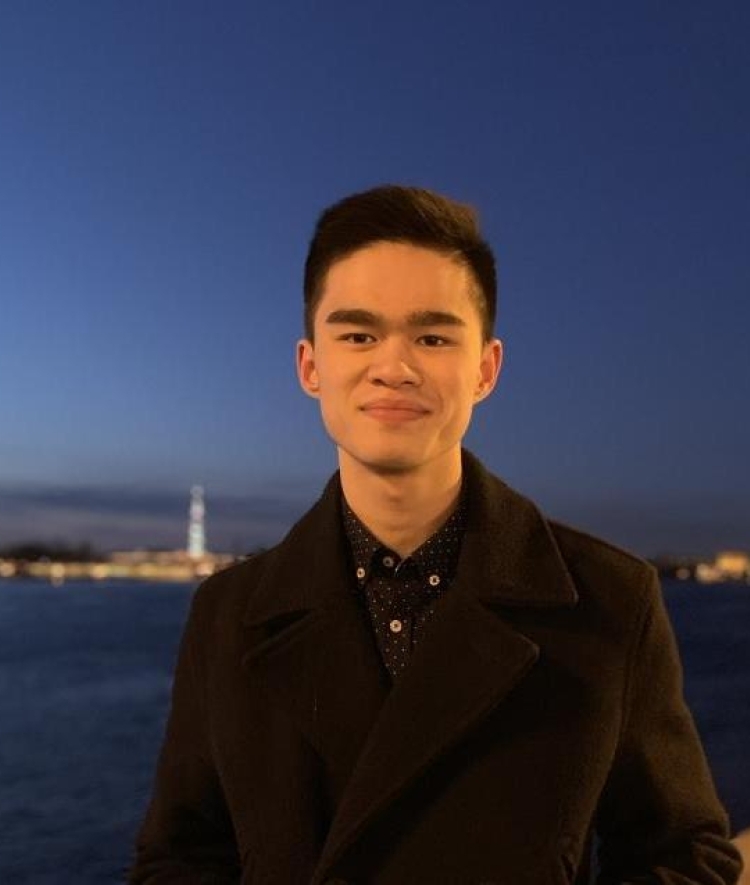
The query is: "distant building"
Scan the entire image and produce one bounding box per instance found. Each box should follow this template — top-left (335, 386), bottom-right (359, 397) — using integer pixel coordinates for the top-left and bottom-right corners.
top-left (104, 486), bottom-right (232, 579)
top-left (187, 485), bottom-right (206, 559)
top-left (715, 551), bottom-right (750, 580)
top-left (1, 486), bottom-right (235, 583)
top-left (695, 550), bottom-right (750, 584)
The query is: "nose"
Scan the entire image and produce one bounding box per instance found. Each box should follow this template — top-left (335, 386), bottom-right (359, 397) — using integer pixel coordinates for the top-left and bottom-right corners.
top-left (366, 337), bottom-right (421, 388)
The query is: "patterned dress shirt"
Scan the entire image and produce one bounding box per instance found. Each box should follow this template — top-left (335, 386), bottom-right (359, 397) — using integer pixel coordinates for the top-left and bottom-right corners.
top-left (342, 494), bottom-right (466, 681)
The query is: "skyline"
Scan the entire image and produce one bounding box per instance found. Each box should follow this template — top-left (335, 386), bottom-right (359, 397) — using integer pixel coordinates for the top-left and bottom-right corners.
top-left (2, 469), bottom-right (746, 562)
top-left (1, 2), bottom-right (749, 559)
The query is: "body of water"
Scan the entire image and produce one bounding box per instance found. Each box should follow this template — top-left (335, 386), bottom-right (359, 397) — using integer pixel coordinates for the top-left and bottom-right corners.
top-left (0, 577), bottom-right (748, 883)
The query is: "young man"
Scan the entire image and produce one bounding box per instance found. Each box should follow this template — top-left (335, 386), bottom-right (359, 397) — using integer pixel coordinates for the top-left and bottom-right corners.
top-left (130, 186), bottom-right (741, 884)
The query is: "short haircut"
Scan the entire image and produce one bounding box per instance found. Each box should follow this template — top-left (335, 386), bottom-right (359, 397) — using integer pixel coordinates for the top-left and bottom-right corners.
top-left (303, 185), bottom-right (497, 342)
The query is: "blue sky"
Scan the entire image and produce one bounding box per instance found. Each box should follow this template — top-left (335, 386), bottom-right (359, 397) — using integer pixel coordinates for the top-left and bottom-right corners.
top-left (1, 1), bottom-right (748, 557)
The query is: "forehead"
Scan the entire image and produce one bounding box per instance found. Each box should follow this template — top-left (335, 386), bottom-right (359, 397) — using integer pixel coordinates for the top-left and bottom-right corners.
top-left (319, 242), bottom-right (479, 319)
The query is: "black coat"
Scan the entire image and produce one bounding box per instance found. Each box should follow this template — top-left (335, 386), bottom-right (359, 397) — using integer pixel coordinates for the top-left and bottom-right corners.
top-left (130, 452), bottom-right (742, 884)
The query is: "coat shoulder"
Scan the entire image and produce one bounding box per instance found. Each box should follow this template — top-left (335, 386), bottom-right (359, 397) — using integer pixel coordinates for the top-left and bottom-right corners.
top-left (465, 450), bottom-right (658, 608)
top-left (549, 519), bottom-right (655, 580)
top-left (183, 549), bottom-right (277, 635)
top-left (546, 518), bottom-right (660, 618)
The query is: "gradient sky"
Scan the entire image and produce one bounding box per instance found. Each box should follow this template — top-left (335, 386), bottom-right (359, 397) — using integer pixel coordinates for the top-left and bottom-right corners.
top-left (1, 1), bottom-right (748, 558)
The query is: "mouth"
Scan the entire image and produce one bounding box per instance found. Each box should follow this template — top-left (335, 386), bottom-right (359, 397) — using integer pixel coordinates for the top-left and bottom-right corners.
top-left (360, 401), bottom-right (431, 423)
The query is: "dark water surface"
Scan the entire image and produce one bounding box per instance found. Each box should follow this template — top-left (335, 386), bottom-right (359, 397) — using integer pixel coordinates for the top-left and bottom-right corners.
top-left (0, 577), bottom-right (748, 883)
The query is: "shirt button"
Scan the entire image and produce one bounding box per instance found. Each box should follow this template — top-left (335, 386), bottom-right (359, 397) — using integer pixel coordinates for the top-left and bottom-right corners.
top-left (356, 566), bottom-right (366, 580)
top-left (428, 574), bottom-right (441, 587)
top-left (382, 555), bottom-right (395, 568)
top-left (389, 619), bottom-right (403, 633)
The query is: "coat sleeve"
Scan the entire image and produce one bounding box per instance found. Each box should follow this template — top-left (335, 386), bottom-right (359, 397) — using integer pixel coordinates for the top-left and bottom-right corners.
top-left (594, 570), bottom-right (743, 884)
top-left (128, 582), bottom-right (242, 884)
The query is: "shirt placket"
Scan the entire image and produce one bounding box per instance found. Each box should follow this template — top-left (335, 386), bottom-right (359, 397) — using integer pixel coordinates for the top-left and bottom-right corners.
top-left (374, 554), bottom-right (408, 676)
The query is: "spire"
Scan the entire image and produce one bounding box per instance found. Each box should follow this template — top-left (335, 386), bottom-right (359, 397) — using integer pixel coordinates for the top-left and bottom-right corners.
top-left (187, 485), bottom-right (206, 559)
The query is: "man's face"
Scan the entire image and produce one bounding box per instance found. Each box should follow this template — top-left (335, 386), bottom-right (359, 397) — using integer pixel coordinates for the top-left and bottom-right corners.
top-left (297, 241), bottom-right (502, 475)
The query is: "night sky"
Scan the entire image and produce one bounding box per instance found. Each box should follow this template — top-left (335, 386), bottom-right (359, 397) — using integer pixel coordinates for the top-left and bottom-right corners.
top-left (1, 2), bottom-right (748, 558)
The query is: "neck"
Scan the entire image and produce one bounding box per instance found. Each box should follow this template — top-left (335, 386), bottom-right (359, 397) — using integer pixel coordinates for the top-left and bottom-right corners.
top-left (339, 448), bottom-right (463, 557)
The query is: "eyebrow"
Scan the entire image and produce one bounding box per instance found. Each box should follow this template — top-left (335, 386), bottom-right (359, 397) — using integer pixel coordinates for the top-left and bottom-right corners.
top-left (324, 309), bottom-right (466, 328)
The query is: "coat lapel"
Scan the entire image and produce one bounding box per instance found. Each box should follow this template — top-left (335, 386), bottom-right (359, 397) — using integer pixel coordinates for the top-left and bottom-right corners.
top-left (240, 478), bottom-right (391, 786)
top-left (240, 452), bottom-right (579, 880)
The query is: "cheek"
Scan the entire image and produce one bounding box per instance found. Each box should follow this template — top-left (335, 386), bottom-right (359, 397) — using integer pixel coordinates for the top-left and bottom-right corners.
top-left (440, 376), bottom-right (481, 430)
top-left (442, 369), bottom-right (479, 405)
top-left (313, 359), bottom-right (342, 390)
top-left (316, 376), bottom-right (351, 426)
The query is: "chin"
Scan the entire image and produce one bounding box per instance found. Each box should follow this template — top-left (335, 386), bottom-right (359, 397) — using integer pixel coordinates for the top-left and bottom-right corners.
top-left (340, 441), bottom-right (443, 475)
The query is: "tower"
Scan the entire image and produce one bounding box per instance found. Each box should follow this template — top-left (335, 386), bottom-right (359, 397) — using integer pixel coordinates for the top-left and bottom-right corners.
top-left (187, 485), bottom-right (206, 559)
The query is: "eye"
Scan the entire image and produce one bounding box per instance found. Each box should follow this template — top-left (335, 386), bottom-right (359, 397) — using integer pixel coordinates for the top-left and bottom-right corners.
top-left (418, 334), bottom-right (450, 347)
top-left (339, 332), bottom-right (375, 344)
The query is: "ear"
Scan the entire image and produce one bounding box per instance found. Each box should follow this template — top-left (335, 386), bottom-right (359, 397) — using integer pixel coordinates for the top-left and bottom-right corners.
top-left (474, 338), bottom-right (503, 402)
top-left (296, 339), bottom-right (320, 399)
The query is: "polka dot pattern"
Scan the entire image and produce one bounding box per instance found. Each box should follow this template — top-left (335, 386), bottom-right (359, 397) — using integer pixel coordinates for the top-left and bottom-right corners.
top-left (342, 493), bottom-right (466, 682)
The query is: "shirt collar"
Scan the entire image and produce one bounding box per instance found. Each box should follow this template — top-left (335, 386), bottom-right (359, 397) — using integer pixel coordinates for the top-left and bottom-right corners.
top-left (342, 488), bottom-right (467, 587)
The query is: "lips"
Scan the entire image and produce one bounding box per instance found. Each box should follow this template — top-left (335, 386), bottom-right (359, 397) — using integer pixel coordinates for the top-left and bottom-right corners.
top-left (360, 399), bottom-right (431, 422)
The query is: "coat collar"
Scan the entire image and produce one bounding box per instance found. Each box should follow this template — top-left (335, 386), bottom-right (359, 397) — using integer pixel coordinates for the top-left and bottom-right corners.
top-left (242, 448), bottom-right (577, 629)
top-left (240, 450), bottom-right (578, 881)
